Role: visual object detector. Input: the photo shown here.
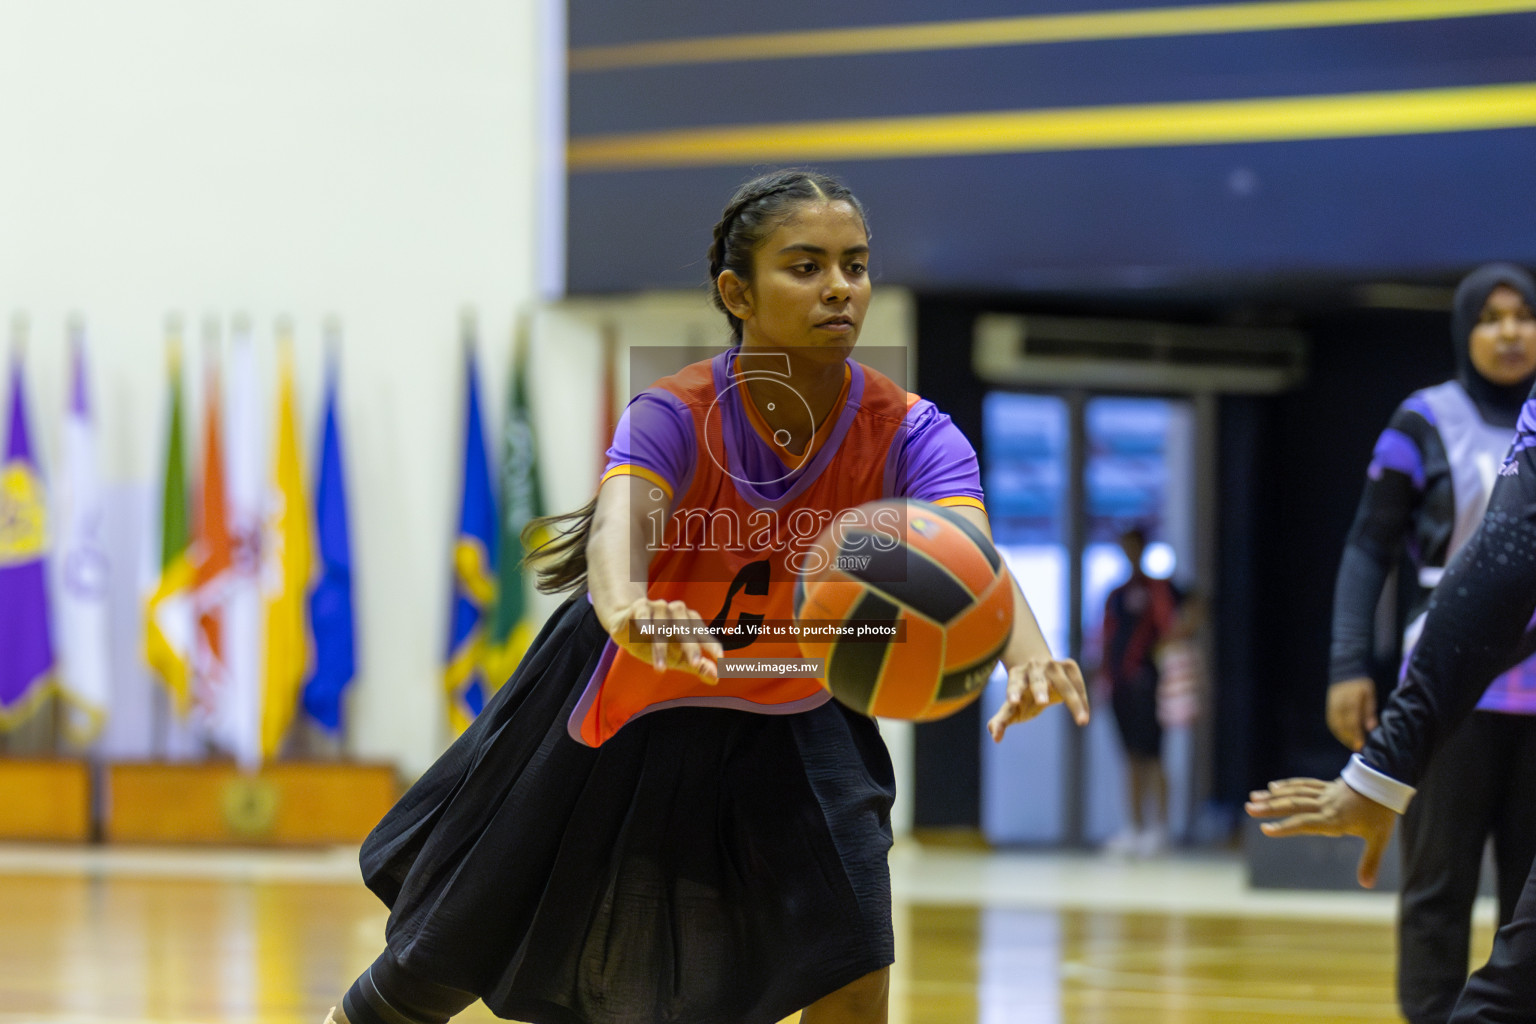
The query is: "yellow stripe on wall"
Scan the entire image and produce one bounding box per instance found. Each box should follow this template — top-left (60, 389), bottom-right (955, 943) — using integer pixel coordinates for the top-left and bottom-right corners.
top-left (568, 81), bottom-right (1536, 171)
top-left (569, 0), bottom-right (1536, 71)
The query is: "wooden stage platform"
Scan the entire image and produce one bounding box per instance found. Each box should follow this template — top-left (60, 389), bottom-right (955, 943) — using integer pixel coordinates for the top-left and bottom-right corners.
top-left (0, 759), bottom-right (399, 845)
top-left (0, 840), bottom-right (1493, 1023)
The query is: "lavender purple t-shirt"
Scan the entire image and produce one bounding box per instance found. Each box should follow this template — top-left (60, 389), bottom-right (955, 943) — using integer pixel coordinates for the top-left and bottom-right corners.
top-left (603, 349), bottom-right (984, 509)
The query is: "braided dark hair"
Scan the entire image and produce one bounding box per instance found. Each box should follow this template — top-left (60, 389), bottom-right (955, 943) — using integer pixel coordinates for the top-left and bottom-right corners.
top-left (521, 171), bottom-right (868, 598)
top-left (708, 169), bottom-right (868, 341)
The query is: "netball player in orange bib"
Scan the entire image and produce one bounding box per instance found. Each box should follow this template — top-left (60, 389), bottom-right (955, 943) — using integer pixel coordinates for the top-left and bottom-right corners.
top-left (325, 169), bottom-right (1088, 1024)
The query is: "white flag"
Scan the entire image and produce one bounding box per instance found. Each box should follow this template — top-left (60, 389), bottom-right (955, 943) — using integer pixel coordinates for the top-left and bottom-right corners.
top-left (52, 328), bottom-right (111, 744)
top-left (210, 325), bottom-right (266, 770)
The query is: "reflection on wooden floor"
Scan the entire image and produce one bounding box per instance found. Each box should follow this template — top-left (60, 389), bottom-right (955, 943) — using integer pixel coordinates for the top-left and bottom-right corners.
top-left (897, 905), bottom-right (1406, 1023)
top-left (0, 847), bottom-right (1494, 1024)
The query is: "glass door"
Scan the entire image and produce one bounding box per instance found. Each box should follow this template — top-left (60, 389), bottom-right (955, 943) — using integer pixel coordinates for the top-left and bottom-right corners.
top-left (980, 390), bottom-right (1203, 847)
top-left (978, 392), bottom-right (1070, 843)
top-left (1080, 397), bottom-right (1197, 846)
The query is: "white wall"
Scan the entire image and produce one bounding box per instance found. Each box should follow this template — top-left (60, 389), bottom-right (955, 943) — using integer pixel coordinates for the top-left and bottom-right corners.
top-left (0, 0), bottom-right (551, 776)
top-left (0, 2), bottom-right (925, 810)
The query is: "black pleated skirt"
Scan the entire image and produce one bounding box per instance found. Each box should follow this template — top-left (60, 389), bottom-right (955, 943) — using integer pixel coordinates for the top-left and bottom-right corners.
top-left (359, 596), bottom-right (896, 1024)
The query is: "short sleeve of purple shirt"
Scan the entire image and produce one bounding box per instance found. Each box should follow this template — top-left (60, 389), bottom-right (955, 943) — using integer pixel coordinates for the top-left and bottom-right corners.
top-left (889, 399), bottom-right (985, 505)
top-left (602, 391), bottom-right (697, 499)
top-left (1365, 401), bottom-right (1434, 491)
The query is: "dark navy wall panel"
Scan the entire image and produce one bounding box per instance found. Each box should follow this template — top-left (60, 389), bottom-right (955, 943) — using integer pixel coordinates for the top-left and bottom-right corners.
top-left (569, 17), bottom-right (1536, 135)
top-left (566, 130), bottom-right (1536, 294)
top-left (565, 2), bottom-right (1536, 293)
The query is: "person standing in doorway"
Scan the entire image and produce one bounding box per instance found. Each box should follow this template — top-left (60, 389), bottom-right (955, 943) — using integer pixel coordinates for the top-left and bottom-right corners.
top-left (1099, 526), bottom-right (1178, 857)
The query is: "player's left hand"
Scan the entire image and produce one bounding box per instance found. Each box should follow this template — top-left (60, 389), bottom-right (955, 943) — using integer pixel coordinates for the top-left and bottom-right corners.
top-left (1244, 777), bottom-right (1398, 888)
top-left (987, 657), bottom-right (1090, 742)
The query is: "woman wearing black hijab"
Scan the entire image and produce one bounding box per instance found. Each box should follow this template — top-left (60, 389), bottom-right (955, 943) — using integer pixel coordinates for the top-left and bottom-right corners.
top-left (1323, 263), bottom-right (1536, 1024)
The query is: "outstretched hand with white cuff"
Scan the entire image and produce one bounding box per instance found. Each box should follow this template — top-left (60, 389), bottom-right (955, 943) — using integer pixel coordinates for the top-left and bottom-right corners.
top-left (1244, 758), bottom-right (1408, 890)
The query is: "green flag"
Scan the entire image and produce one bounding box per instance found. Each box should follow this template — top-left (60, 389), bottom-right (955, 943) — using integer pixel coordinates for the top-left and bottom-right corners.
top-left (483, 323), bottom-right (545, 691)
top-left (144, 335), bottom-right (194, 715)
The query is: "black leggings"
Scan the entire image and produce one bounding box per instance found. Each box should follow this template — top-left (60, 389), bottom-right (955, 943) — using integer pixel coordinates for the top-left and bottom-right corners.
top-left (342, 948), bottom-right (477, 1024)
top-left (1451, 859), bottom-right (1536, 1023)
top-left (1397, 711), bottom-right (1536, 1024)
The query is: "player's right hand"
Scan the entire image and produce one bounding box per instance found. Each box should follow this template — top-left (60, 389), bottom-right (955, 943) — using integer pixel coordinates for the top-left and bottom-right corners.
top-left (987, 656), bottom-right (1090, 742)
top-left (608, 597), bottom-right (724, 684)
top-left (1325, 677), bottom-right (1378, 751)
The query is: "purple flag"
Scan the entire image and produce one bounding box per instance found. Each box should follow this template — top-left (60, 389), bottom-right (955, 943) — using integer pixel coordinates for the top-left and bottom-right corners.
top-left (0, 355), bottom-right (55, 724)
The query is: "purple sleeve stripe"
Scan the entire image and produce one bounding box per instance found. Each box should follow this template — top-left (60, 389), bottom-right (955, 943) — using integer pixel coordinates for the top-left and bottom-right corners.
top-left (1368, 428), bottom-right (1425, 490)
top-left (1518, 398), bottom-right (1536, 436)
top-left (1508, 399), bottom-right (1536, 468)
top-left (1402, 394), bottom-right (1436, 426)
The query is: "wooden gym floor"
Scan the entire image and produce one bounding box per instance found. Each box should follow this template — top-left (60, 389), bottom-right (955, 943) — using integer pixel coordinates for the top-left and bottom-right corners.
top-left (0, 841), bottom-right (1493, 1024)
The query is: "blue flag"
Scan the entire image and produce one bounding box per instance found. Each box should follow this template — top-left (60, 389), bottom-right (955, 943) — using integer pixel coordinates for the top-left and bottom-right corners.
top-left (444, 345), bottom-right (498, 732)
top-left (302, 359), bottom-right (356, 733)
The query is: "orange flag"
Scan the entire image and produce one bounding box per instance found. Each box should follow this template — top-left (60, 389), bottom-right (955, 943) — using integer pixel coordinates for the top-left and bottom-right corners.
top-left (193, 358), bottom-right (234, 724)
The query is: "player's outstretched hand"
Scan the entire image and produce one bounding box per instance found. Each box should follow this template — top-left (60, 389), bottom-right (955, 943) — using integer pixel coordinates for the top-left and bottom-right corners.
top-left (1244, 777), bottom-right (1398, 888)
top-left (608, 597), bottom-right (724, 684)
top-left (987, 657), bottom-right (1090, 742)
top-left (1325, 677), bottom-right (1378, 752)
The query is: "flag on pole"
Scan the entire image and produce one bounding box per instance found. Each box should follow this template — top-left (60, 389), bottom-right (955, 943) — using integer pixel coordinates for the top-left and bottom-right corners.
top-left (483, 323), bottom-right (544, 691)
top-left (53, 327), bottom-right (111, 743)
top-left (0, 351), bottom-right (56, 729)
top-left (192, 354), bottom-right (234, 731)
top-left (302, 348), bottom-right (355, 734)
top-left (144, 337), bottom-right (195, 716)
top-left (444, 342), bottom-right (498, 733)
top-left (218, 323), bottom-right (265, 769)
top-left (260, 334), bottom-right (314, 759)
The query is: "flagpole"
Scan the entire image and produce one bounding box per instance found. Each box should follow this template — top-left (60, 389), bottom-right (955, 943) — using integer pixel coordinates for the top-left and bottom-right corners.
top-left (9, 311), bottom-right (25, 361)
top-left (17, 311), bottom-right (60, 757)
top-left (1, 317), bottom-right (40, 756)
top-left (64, 312), bottom-right (85, 760)
top-left (58, 312), bottom-right (111, 775)
top-left (273, 314), bottom-right (298, 761)
top-left (165, 310), bottom-right (185, 762)
top-left (4, 314), bottom-right (56, 755)
top-left (27, 310), bottom-right (66, 756)
top-left (151, 312), bottom-right (183, 762)
top-left (197, 313), bottom-right (221, 762)
top-left (323, 314), bottom-right (342, 359)
top-left (459, 307), bottom-right (478, 365)
top-left (261, 315), bottom-right (315, 763)
top-left (321, 313), bottom-right (348, 758)
top-left (201, 314), bottom-right (221, 358)
top-left (325, 314), bottom-right (344, 757)
top-left (66, 312), bottom-right (85, 357)
top-left (224, 313), bottom-right (264, 771)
